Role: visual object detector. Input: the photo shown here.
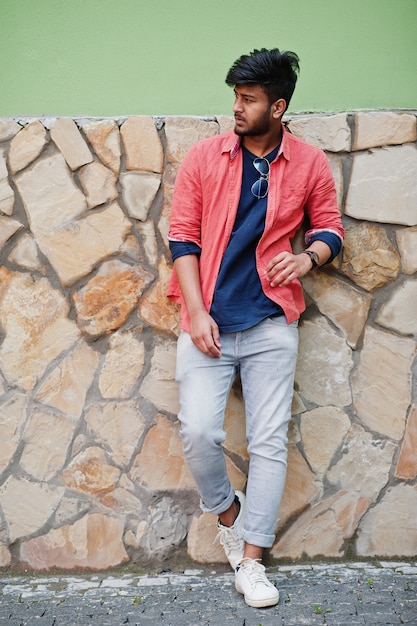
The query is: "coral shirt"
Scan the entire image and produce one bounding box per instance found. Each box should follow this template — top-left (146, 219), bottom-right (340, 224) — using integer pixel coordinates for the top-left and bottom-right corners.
top-left (167, 126), bottom-right (344, 331)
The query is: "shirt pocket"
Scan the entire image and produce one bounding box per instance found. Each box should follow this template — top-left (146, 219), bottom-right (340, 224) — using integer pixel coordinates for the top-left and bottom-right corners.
top-left (278, 185), bottom-right (308, 218)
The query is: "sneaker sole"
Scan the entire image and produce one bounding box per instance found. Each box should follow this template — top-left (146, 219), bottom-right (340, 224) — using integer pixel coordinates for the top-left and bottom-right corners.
top-left (236, 587), bottom-right (279, 608)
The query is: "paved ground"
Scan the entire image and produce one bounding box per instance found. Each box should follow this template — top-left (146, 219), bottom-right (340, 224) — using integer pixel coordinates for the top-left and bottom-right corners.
top-left (1, 561), bottom-right (417, 625)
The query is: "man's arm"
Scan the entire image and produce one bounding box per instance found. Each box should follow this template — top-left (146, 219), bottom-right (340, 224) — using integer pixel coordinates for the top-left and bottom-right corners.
top-left (266, 148), bottom-right (343, 287)
top-left (173, 254), bottom-right (222, 358)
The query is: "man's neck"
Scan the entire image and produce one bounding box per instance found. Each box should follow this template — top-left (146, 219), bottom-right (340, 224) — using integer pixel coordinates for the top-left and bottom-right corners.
top-left (241, 126), bottom-right (283, 158)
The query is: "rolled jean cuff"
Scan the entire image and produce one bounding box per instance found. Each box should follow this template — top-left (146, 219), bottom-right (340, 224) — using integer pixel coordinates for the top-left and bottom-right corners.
top-left (200, 485), bottom-right (236, 516)
top-left (242, 528), bottom-right (275, 549)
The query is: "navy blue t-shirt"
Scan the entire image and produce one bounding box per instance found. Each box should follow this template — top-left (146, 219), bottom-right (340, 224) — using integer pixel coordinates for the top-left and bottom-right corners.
top-left (209, 145), bottom-right (283, 332)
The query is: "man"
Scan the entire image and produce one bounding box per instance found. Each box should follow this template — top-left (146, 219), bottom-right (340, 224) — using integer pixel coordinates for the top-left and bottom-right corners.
top-left (167, 48), bottom-right (344, 608)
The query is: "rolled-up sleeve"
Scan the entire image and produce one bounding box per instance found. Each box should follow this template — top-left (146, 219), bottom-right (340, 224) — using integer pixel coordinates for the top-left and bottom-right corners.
top-left (304, 151), bottom-right (344, 250)
top-left (169, 240), bottom-right (201, 261)
top-left (167, 145), bottom-right (203, 248)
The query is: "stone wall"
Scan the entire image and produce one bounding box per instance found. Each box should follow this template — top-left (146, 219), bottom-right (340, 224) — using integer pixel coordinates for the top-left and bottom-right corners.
top-left (0, 111), bottom-right (416, 571)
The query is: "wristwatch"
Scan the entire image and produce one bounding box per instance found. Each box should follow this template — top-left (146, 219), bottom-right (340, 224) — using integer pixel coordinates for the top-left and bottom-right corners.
top-left (302, 250), bottom-right (320, 270)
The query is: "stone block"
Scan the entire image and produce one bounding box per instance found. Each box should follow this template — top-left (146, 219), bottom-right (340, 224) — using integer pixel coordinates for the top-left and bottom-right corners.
top-left (356, 485), bottom-right (417, 557)
top-left (223, 384), bottom-right (248, 460)
top-left (0, 476), bottom-right (64, 542)
top-left (302, 272), bottom-right (371, 348)
top-left (0, 393), bottom-right (28, 475)
top-left (0, 179), bottom-right (14, 215)
top-left (38, 203), bottom-right (132, 286)
top-left (20, 407), bottom-right (77, 481)
top-left (187, 512), bottom-right (228, 564)
top-left (82, 119), bottom-right (121, 174)
top-left (100, 487), bottom-right (143, 517)
top-left (120, 116), bottom-right (163, 173)
top-left (20, 513), bottom-right (129, 570)
top-left (0, 118), bottom-right (21, 142)
top-left (326, 152), bottom-right (344, 208)
top-left (98, 330), bottom-right (145, 399)
top-left (0, 147), bottom-right (8, 179)
top-left (300, 407), bottom-right (351, 474)
top-left (140, 342), bottom-right (180, 414)
top-left (345, 144), bottom-right (417, 226)
top-left (7, 233), bottom-right (43, 271)
top-left (78, 161), bottom-right (118, 208)
top-left (60, 446), bottom-right (120, 496)
top-left (396, 226), bottom-right (417, 274)
top-left (0, 270), bottom-right (80, 391)
top-left (158, 192), bottom-right (171, 248)
top-left (129, 414), bottom-right (194, 490)
top-left (327, 424), bottom-right (396, 500)
top-left (9, 120), bottom-right (48, 174)
top-left (85, 400), bottom-right (146, 468)
top-left (277, 444), bottom-right (321, 531)
top-left (396, 406), bottom-right (417, 480)
top-left (15, 152), bottom-right (87, 237)
top-left (287, 113), bottom-right (351, 152)
top-left (139, 257), bottom-right (180, 336)
top-left (142, 496), bottom-right (188, 559)
top-left (120, 171), bottom-right (161, 220)
top-left (341, 224), bottom-right (400, 291)
top-left (121, 232), bottom-right (141, 262)
top-left (73, 258), bottom-right (153, 338)
top-left (164, 116), bottom-right (219, 173)
top-left (50, 117), bottom-right (93, 170)
top-left (216, 115), bottom-right (234, 134)
top-left (54, 495), bottom-right (91, 526)
top-left (0, 216), bottom-right (23, 249)
top-left (273, 490), bottom-right (370, 559)
top-left (0, 147), bottom-right (14, 215)
top-left (0, 544), bottom-right (11, 567)
top-left (34, 340), bottom-right (99, 418)
top-left (351, 327), bottom-right (416, 440)
top-left (137, 220), bottom-right (158, 265)
top-left (353, 111), bottom-right (417, 150)
top-left (295, 317), bottom-right (353, 407)
top-left (376, 278), bottom-right (417, 335)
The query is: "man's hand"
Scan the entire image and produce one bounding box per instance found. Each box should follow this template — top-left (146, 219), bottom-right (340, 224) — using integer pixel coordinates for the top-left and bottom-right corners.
top-left (189, 310), bottom-right (222, 358)
top-left (266, 251), bottom-right (314, 287)
top-left (173, 254), bottom-right (221, 357)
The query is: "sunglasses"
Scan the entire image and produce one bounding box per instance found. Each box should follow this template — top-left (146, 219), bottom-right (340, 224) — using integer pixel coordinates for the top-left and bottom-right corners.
top-left (251, 157), bottom-right (270, 199)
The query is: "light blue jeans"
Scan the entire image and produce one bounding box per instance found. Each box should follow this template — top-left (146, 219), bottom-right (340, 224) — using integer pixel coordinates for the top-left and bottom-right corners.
top-left (175, 316), bottom-right (299, 548)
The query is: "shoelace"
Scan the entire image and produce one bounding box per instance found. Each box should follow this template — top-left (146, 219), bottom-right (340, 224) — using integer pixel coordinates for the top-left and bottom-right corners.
top-left (214, 526), bottom-right (242, 552)
top-left (238, 558), bottom-right (270, 587)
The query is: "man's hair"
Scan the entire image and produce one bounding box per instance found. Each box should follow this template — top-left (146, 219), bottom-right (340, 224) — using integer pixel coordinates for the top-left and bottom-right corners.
top-left (225, 48), bottom-right (300, 109)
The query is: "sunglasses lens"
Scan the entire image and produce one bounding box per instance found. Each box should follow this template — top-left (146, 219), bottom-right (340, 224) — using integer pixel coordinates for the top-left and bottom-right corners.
top-left (253, 158), bottom-right (270, 176)
top-left (251, 157), bottom-right (270, 198)
top-left (251, 178), bottom-right (269, 198)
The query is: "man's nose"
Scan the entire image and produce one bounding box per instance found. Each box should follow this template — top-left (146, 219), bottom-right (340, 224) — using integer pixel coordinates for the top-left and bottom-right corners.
top-left (233, 99), bottom-right (242, 113)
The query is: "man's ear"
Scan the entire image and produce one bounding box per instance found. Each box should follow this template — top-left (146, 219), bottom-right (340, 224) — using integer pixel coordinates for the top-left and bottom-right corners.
top-left (272, 98), bottom-right (286, 119)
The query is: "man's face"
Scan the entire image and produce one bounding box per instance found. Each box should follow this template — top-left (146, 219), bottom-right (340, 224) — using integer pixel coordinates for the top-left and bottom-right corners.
top-left (232, 84), bottom-right (275, 137)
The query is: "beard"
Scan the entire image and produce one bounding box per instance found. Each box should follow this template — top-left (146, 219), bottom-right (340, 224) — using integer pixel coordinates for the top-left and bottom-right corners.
top-left (234, 107), bottom-right (272, 137)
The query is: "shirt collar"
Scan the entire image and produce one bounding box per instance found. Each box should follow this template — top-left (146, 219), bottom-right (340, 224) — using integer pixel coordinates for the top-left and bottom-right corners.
top-left (221, 134), bottom-right (241, 159)
top-left (223, 124), bottom-right (290, 161)
top-left (280, 124), bottom-right (291, 161)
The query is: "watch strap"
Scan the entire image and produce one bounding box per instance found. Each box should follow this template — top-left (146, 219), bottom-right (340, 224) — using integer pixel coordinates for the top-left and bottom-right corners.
top-left (302, 250), bottom-right (320, 269)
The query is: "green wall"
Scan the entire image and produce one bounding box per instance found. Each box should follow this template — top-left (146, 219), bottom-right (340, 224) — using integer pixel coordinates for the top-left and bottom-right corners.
top-left (1, 0), bottom-right (416, 116)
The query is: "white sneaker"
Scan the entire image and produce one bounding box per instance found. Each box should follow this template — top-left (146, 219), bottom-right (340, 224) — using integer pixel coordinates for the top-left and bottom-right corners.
top-left (215, 491), bottom-right (245, 569)
top-left (235, 558), bottom-right (279, 608)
